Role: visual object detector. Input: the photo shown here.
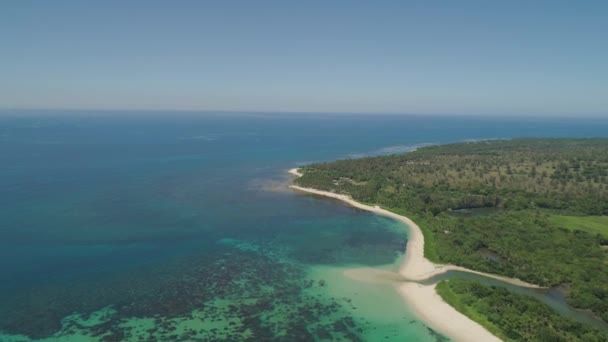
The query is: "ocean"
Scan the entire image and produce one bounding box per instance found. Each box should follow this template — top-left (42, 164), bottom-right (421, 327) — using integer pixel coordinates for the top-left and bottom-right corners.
top-left (1, 111), bottom-right (607, 341)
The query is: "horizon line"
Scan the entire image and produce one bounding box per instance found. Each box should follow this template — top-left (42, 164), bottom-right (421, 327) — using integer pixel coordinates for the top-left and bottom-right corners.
top-left (1, 107), bottom-right (607, 119)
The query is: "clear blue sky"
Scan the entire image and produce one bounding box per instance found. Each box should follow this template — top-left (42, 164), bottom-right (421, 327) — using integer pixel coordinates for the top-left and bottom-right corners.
top-left (1, 1), bottom-right (607, 116)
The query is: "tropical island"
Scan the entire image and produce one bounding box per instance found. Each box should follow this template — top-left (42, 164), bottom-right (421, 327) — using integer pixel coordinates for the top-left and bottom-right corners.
top-left (291, 138), bottom-right (608, 341)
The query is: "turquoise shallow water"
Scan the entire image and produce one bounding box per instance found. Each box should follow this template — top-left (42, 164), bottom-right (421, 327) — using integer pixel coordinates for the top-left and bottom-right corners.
top-left (1, 112), bottom-right (607, 341)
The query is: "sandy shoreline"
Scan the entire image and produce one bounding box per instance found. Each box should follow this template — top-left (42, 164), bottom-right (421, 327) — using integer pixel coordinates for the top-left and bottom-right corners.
top-left (288, 167), bottom-right (540, 342)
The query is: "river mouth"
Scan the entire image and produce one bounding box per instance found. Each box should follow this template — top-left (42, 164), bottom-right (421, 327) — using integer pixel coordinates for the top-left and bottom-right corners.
top-left (342, 265), bottom-right (608, 331)
top-left (420, 270), bottom-right (608, 331)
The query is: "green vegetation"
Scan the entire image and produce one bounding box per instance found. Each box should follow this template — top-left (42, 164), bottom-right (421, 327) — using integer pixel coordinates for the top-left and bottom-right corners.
top-left (435, 280), bottom-right (504, 339)
top-left (549, 215), bottom-right (608, 239)
top-left (295, 138), bottom-right (608, 327)
top-left (436, 279), bottom-right (608, 342)
top-left (297, 138), bottom-right (608, 216)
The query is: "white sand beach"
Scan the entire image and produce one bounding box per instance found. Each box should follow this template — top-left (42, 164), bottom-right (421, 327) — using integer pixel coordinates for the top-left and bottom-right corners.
top-left (288, 167), bottom-right (541, 342)
top-left (287, 168), bottom-right (303, 177)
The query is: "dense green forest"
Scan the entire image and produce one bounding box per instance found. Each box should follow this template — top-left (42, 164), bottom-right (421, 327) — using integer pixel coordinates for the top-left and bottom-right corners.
top-left (436, 279), bottom-right (608, 342)
top-left (295, 138), bottom-right (608, 329)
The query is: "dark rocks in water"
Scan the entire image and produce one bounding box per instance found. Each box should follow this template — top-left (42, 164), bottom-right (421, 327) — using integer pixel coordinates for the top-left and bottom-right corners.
top-left (426, 326), bottom-right (450, 342)
top-left (314, 326), bottom-right (333, 340)
top-left (0, 244), bottom-right (371, 341)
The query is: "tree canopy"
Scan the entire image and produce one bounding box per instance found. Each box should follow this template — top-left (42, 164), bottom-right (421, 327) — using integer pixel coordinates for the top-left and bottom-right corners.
top-left (296, 138), bottom-right (608, 332)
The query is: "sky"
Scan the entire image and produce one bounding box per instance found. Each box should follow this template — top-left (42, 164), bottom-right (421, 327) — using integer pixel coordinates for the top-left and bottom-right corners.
top-left (1, 1), bottom-right (607, 116)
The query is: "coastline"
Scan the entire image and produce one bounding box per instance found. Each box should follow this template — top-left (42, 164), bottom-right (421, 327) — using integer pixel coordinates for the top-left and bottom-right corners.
top-left (288, 168), bottom-right (539, 342)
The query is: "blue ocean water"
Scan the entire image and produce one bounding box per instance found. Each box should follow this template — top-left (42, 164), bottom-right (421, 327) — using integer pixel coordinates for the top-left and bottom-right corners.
top-left (1, 112), bottom-right (607, 341)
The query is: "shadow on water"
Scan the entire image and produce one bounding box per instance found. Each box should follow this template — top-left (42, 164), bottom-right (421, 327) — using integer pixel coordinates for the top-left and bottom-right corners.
top-left (419, 270), bottom-right (608, 331)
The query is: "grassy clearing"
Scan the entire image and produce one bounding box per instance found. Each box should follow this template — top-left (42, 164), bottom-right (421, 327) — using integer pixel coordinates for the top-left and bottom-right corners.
top-left (549, 215), bottom-right (608, 238)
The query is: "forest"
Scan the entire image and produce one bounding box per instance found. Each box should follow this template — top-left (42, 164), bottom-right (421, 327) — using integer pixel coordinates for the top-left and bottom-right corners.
top-left (436, 279), bottom-right (607, 341)
top-left (295, 138), bottom-right (608, 331)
